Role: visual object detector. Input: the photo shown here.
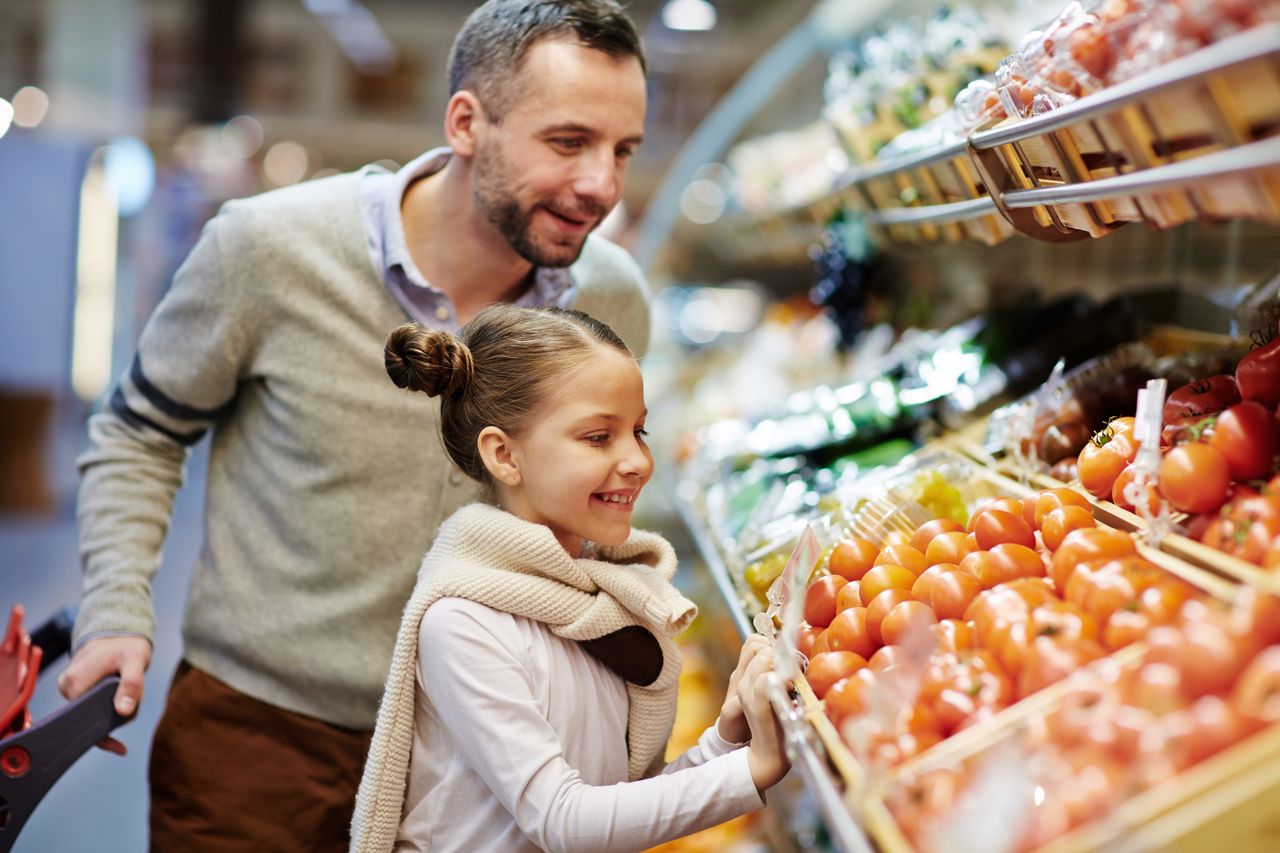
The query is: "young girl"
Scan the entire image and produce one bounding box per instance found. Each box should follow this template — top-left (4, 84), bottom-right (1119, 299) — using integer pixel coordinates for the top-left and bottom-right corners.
top-left (350, 305), bottom-right (788, 852)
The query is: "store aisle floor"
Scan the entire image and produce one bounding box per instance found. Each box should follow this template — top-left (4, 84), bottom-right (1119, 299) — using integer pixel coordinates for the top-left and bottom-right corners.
top-left (2, 442), bottom-right (208, 852)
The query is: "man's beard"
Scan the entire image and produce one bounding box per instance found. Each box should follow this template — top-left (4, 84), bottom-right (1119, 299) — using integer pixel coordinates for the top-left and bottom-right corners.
top-left (473, 148), bottom-right (607, 268)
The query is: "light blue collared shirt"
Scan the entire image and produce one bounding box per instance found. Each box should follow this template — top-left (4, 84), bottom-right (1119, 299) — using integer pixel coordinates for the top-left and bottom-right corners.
top-left (360, 147), bottom-right (576, 331)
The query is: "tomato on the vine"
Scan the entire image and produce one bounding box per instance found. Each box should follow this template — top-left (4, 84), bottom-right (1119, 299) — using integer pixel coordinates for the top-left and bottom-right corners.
top-left (1078, 424), bottom-right (1136, 499)
top-left (1164, 374), bottom-right (1241, 421)
top-left (1236, 338), bottom-right (1280, 408)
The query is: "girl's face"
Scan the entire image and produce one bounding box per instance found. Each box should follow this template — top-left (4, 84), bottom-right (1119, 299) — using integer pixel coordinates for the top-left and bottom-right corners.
top-left (497, 347), bottom-right (652, 555)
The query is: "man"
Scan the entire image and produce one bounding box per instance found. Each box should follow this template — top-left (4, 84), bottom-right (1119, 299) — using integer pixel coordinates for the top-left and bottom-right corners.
top-left (58, 1), bottom-right (650, 848)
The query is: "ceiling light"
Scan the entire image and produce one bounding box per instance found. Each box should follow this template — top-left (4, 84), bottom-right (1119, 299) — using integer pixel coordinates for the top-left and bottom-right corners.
top-left (662, 0), bottom-right (716, 32)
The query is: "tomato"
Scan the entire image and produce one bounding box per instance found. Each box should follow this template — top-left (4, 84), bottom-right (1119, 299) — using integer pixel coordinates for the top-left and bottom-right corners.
top-left (1164, 374), bottom-right (1241, 421)
top-left (866, 589), bottom-right (916, 648)
top-left (1077, 430), bottom-right (1133, 499)
top-left (967, 498), bottom-right (1026, 533)
top-left (1229, 587), bottom-right (1280, 648)
top-left (1032, 601), bottom-right (1101, 644)
top-left (806, 651), bottom-right (868, 700)
top-left (1039, 421), bottom-right (1094, 466)
top-left (910, 564), bottom-right (956, 601)
top-left (932, 688), bottom-right (979, 735)
top-left (824, 672), bottom-right (872, 727)
top-left (1102, 608), bottom-right (1149, 650)
top-left (928, 570), bottom-right (982, 621)
top-left (882, 601), bottom-right (938, 647)
top-left (989, 618), bottom-right (1031, 675)
top-left (1229, 645), bottom-right (1280, 724)
top-left (973, 509), bottom-right (1036, 550)
top-left (1138, 581), bottom-right (1196, 624)
top-left (1068, 21), bottom-right (1114, 79)
top-left (860, 564), bottom-right (917, 606)
top-left (1017, 636), bottom-right (1105, 699)
top-left (981, 543), bottom-right (1046, 588)
top-left (1001, 577), bottom-right (1058, 609)
top-left (1110, 464), bottom-right (1163, 515)
top-left (1149, 621), bottom-right (1250, 698)
top-left (869, 644), bottom-right (907, 671)
top-left (803, 575), bottom-right (848, 628)
top-left (925, 531), bottom-right (977, 566)
top-left (1236, 338), bottom-right (1280, 408)
top-left (1050, 528), bottom-right (1137, 592)
top-left (932, 619), bottom-right (975, 654)
top-left (875, 544), bottom-right (928, 577)
top-left (966, 586), bottom-right (1033, 643)
top-left (826, 606), bottom-right (874, 658)
top-left (1187, 694), bottom-right (1256, 764)
top-left (828, 538), bottom-right (880, 582)
top-left (1208, 401), bottom-right (1279, 481)
top-left (1161, 443), bottom-right (1230, 514)
top-left (796, 625), bottom-right (823, 660)
top-left (1032, 488), bottom-right (1093, 529)
top-left (811, 629), bottom-right (831, 656)
top-left (1162, 414), bottom-right (1210, 449)
top-left (1040, 505), bottom-right (1096, 551)
top-left (835, 580), bottom-right (862, 614)
top-left (910, 518), bottom-right (965, 554)
top-left (1128, 661), bottom-right (1188, 716)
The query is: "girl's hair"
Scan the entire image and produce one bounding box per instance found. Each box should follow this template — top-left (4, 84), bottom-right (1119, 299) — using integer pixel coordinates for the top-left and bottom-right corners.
top-left (385, 305), bottom-right (632, 487)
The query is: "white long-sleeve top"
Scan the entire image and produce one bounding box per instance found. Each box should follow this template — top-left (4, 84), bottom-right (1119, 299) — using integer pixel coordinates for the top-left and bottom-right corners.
top-left (397, 597), bottom-right (764, 852)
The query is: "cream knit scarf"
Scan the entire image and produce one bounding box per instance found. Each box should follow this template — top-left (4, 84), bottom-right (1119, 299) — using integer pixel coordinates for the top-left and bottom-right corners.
top-left (349, 503), bottom-right (697, 853)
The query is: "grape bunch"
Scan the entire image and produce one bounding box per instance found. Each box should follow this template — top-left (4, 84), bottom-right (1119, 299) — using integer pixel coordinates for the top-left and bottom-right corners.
top-left (810, 218), bottom-right (878, 351)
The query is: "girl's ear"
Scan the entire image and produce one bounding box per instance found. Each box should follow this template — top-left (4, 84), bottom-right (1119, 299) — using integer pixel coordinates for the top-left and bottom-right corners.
top-left (444, 90), bottom-right (484, 158)
top-left (477, 426), bottom-right (521, 487)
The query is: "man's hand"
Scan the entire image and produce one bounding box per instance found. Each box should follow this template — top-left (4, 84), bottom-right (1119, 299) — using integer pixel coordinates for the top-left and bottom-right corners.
top-left (58, 635), bottom-right (152, 755)
top-left (717, 634), bottom-right (770, 744)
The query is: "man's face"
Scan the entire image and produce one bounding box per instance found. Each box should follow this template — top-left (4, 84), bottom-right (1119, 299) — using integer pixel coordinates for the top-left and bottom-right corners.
top-left (471, 39), bottom-right (646, 267)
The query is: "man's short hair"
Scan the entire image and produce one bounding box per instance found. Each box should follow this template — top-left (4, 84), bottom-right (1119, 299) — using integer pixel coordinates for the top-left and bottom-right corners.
top-left (447, 0), bottom-right (646, 119)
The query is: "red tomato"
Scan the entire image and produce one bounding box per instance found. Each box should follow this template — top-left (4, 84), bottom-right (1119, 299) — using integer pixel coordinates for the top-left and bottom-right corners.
top-left (803, 575), bottom-right (848, 629)
top-left (1208, 401), bottom-right (1279, 481)
top-left (1017, 636), bottom-right (1105, 699)
top-left (1040, 505), bottom-right (1096, 552)
top-left (1110, 464), bottom-right (1163, 515)
top-left (1164, 374), bottom-right (1241, 421)
top-left (981, 543), bottom-right (1046, 588)
top-left (974, 509), bottom-right (1036, 550)
top-left (882, 601), bottom-right (938, 647)
top-left (875, 544), bottom-right (928, 577)
top-left (925, 531), bottom-right (977, 566)
top-left (1236, 338), bottom-right (1280, 408)
top-left (910, 564), bottom-right (957, 601)
top-left (1033, 601), bottom-right (1101, 644)
top-left (806, 651), bottom-right (868, 700)
top-left (828, 538), bottom-right (880, 582)
top-left (1187, 694), bottom-right (1256, 764)
top-left (824, 672), bottom-right (872, 726)
top-left (910, 518), bottom-right (965, 554)
top-left (932, 619), bottom-right (975, 654)
top-left (869, 644), bottom-right (907, 671)
top-left (826, 606), bottom-right (874, 658)
top-left (1160, 443), bottom-right (1230, 514)
top-left (811, 629), bottom-right (831, 656)
top-left (1149, 621), bottom-right (1250, 698)
top-left (1103, 608), bottom-right (1149, 650)
top-left (866, 589), bottom-right (916, 648)
top-left (860, 565), bottom-right (917, 606)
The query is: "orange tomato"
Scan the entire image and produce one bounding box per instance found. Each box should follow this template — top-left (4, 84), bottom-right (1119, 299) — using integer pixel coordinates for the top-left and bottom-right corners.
top-left (1229, 645), bottom-right (1280, 725)
top-left (925, 531), bottom-right (977, 567)
top-left (796, 625), bottom-right (823, 660)
top-left (835, 581), bottom-right (862, 614)
top-left (932, 619), bottom-right (976, 654)
top-left (967, 498), bottom-right (1026, 533)
top-left (928, 570), bottom-right (982, 621)
top-left (875, 544), bottom-right (928, 577)
top-left (1102, 608), bottom-right (1149, 650)
top-left (866, 589), bottom-right (916, 648)
top-left (1032, 600), bottom-right (1100, 644)
top-left (910, 518), bottom-right (965, 554)
top-left (828, 538), bottom-right (880, 582)
top-left (882, 601), bottom-right (938, 647)
top-left (825, 671), bottom-right (872, 726)
top-left (1032, 487), bottom-right (1093, 529)
top-left (980, 543), bottom-right (1046, 588)
top-left (826, 606), bottom-right (874, 658)
top-left (910, 564), bottom-right (957, 602)
top-left (974, 509), bottom-right (1037, 550)
top-left (1050, 528), bottom-right (1136, 593)
top-left (806, 650), bottom-right (868, 700)
top-left (811, 629), bottom-right (832, 656)
top-left (1040, 505), bottom-right (1096, 552)
top-left (803, 574), bottom-right (848, 628)
top-left (869, 644), bottom-right (907, 671)
top-left (860, 564), bottom-right (917, 606)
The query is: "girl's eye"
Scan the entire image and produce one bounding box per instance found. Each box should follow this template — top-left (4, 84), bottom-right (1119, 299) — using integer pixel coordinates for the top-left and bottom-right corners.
top-left (586, 433), bottom-right (610, 445)
top-left (635, 428), bottom-right (649, 439)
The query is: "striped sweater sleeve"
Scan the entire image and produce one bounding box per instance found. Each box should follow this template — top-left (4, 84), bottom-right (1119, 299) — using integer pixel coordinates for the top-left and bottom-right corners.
top-left (73, 207), bottom-right (257, 646)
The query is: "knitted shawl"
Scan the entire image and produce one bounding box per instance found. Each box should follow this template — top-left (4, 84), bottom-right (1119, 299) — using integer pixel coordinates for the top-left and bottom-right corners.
top-left (349, 503), bottom-right (697, 852)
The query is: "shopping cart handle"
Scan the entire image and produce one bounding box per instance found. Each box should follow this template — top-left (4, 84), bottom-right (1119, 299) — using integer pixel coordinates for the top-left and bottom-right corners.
top-left (0, 676), bottom-right (129, 852)
top-left (30, 605), bottom-right (76, 674)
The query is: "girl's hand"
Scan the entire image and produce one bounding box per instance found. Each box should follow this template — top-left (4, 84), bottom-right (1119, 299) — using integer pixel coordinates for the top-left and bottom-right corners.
top-left (739, 651), bottom-right (790, 792)
top-left (717, 634), bottom-right (770, 744)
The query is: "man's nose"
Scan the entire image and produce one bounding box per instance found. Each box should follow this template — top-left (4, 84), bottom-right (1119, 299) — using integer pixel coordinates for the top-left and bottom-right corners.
top-left (572, 147), bottom-right (621, 205)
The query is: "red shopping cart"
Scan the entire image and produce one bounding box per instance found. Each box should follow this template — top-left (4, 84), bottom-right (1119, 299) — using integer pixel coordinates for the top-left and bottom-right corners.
top-left (0, 604), bottom-right (128, 852)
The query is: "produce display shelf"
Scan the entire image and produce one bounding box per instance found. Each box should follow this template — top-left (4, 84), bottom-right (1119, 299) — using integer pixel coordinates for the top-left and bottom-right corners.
top-left (723, 22), bottom-right (1280, 252)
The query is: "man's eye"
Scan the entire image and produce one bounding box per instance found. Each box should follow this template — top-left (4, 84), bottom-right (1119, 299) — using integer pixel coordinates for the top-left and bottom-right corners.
top-left (553, 138), bottom-right (584, 151)
top-left (617, 147), bottom-right (635, 160)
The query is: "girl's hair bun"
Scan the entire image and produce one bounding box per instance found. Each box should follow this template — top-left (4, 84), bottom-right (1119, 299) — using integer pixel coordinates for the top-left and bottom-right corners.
top-left (384, 323), bottom-right (475, 398)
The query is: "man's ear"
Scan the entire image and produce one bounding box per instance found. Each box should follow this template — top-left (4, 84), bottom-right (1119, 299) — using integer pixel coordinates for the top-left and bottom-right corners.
top-left (444, 90), bottom-right (485, 158)
top-left (477, 426), bottom-right (521, 486)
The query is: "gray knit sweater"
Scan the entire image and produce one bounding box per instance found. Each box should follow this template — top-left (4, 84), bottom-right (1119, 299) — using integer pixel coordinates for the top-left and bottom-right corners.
top-left (73, 171), bottom-right (651, 727)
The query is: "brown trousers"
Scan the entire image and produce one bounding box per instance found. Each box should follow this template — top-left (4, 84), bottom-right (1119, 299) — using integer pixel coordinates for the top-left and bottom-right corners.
top-left (149, 661), bottom-right (373, 852)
